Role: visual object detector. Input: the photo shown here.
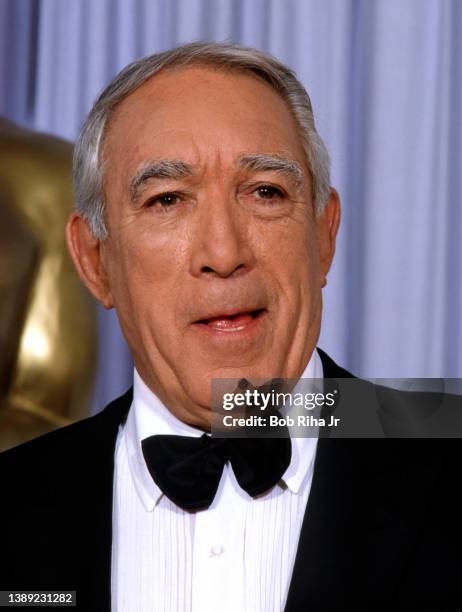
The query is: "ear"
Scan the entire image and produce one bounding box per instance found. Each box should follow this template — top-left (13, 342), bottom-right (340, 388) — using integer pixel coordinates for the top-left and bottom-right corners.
top-left (315, 188), bottom-right (341, 285)
top-left (66, 212), bottom-right (114, 308)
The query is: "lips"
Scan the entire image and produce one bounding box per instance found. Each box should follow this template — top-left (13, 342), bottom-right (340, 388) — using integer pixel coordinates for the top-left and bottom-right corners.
top-left (195, 309), bottom-right (265, 332)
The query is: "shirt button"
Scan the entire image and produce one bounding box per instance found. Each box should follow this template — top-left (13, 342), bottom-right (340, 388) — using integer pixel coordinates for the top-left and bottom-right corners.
top-left (210, 545), bottom-right (224, 557)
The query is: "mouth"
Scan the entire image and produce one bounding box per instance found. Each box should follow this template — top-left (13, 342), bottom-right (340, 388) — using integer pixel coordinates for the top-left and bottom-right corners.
top-left (193, 308), bottom-right (266, 333)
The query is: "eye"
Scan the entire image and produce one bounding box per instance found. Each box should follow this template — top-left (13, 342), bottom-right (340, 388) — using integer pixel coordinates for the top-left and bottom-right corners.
top-left (146, 192), bottom-right (180, 209)
top-left (254, 185), bottom-right (285, 200)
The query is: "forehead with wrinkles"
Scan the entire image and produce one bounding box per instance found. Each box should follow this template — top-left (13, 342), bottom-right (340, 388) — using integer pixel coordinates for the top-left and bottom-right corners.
top-left (101, 65), bottom-right (309, 201)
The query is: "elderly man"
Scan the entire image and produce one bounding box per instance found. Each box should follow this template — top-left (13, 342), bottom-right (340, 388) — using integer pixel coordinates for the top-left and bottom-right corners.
top-left (1, 42), bottom-right (461, 611)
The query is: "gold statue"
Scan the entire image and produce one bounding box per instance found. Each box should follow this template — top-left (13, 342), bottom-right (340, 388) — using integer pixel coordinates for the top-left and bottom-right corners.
top-left (0, 118), bottom-right (97, 451)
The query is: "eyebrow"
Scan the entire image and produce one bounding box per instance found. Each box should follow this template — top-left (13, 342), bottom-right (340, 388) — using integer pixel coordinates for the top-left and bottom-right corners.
top-left (129, 153), bottom-right (305, 202)
top-left (130, 160), bottom-right (193, 201)
top-left (238, 154), bottom-right (305, 191)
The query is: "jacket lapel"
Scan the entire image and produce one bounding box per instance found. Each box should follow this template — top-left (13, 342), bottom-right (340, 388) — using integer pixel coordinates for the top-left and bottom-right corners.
top-left (284, 351), bottom-right (442, 609)
top-left (72, 388), bottom-right (133, 611)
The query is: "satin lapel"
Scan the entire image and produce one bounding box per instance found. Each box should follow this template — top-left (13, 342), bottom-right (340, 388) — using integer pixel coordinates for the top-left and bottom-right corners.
top-left (285, 351), bottom-right (442, 610)
top-left (316, 347), bottom-right (354, 379)
top-left (71, 389), bottom-right (133, 612)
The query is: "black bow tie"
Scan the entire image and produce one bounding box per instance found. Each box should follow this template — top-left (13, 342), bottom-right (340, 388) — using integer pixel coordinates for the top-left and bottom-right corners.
top-left (141, 433), bottom-right (291, 511)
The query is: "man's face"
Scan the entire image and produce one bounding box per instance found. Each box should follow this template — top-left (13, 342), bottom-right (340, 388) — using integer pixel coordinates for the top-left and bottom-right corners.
top-left (72, 66), bottom-right (339, 428)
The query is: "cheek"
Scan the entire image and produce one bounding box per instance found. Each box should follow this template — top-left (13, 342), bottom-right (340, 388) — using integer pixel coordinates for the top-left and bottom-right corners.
top-left (104, 226), bottom-right (186, 319)
top-left (255, 216), bottom-right (319, 290)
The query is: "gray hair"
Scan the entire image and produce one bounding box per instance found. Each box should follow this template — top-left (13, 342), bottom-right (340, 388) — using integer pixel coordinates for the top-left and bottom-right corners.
top-left (73, 41), bottom-right (331, 239)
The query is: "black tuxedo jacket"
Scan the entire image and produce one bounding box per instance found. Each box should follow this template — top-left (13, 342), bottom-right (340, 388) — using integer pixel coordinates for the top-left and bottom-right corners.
top-left (0, 350), bottom-right (461, 611)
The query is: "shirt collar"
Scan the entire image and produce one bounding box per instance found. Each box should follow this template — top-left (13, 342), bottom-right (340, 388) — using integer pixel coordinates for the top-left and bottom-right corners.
top-left (123, 349), bottom-right (323, 510)
top-left (124, 369), bottom-right (203, 511)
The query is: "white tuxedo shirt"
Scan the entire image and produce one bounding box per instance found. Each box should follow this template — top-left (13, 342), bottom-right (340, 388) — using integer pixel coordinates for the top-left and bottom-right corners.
top-left (111, 350), bottom-right (323, 611)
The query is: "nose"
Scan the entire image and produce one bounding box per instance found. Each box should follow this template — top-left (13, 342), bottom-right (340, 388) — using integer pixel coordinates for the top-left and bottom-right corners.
top-left (190, 191), bottom-right (254, 279)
